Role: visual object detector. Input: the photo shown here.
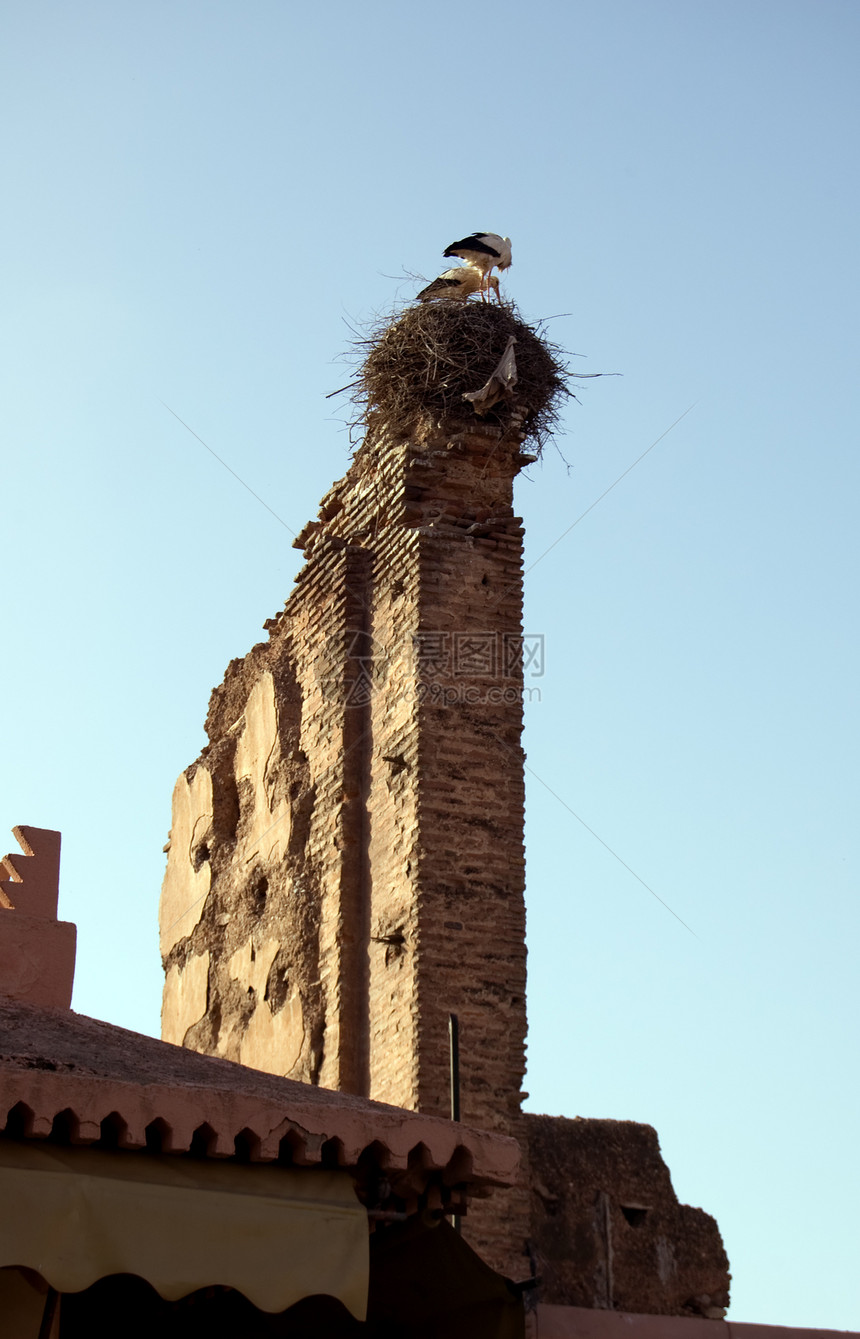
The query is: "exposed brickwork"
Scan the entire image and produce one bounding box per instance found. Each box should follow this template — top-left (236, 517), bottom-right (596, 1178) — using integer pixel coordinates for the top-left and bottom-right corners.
top-left (160, 421), bottom-right (533, 1276)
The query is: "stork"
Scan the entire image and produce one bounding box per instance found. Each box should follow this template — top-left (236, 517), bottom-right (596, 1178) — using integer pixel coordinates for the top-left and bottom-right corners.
top-left (417, 266), bottom-right (499, 303)
top-left (442, 232), bottom-right (512, 302)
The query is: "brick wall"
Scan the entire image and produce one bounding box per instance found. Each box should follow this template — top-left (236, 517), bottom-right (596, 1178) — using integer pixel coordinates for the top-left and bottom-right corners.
top-left (159, 420), bottom-right (533, 1275)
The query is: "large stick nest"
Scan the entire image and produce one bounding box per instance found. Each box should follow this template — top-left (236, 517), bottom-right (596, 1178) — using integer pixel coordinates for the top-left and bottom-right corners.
top-left (344, 300), bottom-right (574, 454)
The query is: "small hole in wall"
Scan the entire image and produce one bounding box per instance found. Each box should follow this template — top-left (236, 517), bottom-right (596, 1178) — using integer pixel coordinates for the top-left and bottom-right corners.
top-left (188, 1123), bottom-right (216, 1158)
top-left (321, 1138), bottom-right (345, 1169)
top-left (145, 1119), bottom-right (170, 1153)
top-left (192, 844), bottom-right (210, 871)
top-left (4, 1102), bottom-right (34, 1139)
top-left (234, 1129), bottom-right (260, 1162)
top-left (98, 1112), bottom-right (127, 1150)
top-left (248, 876), bottom-right (268, 913)
top-left (265, 959), bottom-right (292, 1015)
top-left (620, 1205), bottom-right (650, 1227)
top-left (481, 575), bottom-right (489, 586)
top-left (49, 1109), bottom-right (79, 1146)
top-left (278, 1131), bottom-right (301, 1165)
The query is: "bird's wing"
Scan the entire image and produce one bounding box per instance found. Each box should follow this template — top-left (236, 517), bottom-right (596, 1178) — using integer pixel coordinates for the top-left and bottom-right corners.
top-left (443, 233), bottom-right (503, 260)
top-left (417, 273), bottom-right (469, 301)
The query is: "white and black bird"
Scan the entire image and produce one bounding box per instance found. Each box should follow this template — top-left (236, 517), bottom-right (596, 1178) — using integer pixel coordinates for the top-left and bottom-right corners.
top-left (442, 232), bottom-right (512, 301)
top-left (417, 266), bottom-right (498, 303)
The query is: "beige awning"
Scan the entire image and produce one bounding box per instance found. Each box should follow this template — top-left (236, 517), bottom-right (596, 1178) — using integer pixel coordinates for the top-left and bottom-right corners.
top-left (0, 1140), bottom-right (368, 1318)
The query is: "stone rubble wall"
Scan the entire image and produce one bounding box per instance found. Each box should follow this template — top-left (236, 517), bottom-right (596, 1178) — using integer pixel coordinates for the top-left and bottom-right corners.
top-left (526, 1115), bottom-right (731, 1317)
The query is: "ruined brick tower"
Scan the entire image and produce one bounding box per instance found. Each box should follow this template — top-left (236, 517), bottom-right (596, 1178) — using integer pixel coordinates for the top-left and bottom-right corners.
top-left (159, 303), bottom-right (732, 1309)
top-left (159, 302), bottom-right (557, 1274)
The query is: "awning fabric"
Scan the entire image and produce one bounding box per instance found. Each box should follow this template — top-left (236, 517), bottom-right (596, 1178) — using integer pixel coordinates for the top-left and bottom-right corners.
top-left (369, 1216), bottom-right (525, 1339)
top-left (0, 1140), bottom-right (368, 1319)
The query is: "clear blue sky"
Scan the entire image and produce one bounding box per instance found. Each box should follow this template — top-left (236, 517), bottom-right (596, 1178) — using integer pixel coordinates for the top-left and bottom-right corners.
top-left (2, 1), bottom-right (858, 1328)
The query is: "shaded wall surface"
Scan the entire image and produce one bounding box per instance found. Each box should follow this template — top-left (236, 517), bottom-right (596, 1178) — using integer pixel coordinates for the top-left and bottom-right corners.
top-left (527, 1116), bottom-right (730, 1317)
top-left (532, 1308), bottom-right (858, 1339)
top-left (159, 421), bottom-right (533, 1275)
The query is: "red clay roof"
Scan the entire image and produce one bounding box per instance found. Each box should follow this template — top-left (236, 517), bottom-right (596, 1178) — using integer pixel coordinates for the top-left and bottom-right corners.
top-left (0, 997), bottom-right (518, 1199)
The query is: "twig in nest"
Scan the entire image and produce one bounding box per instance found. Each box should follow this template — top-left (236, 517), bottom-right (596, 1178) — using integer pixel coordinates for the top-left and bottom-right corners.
top-left (336, 299), bottom-right (578, 455)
